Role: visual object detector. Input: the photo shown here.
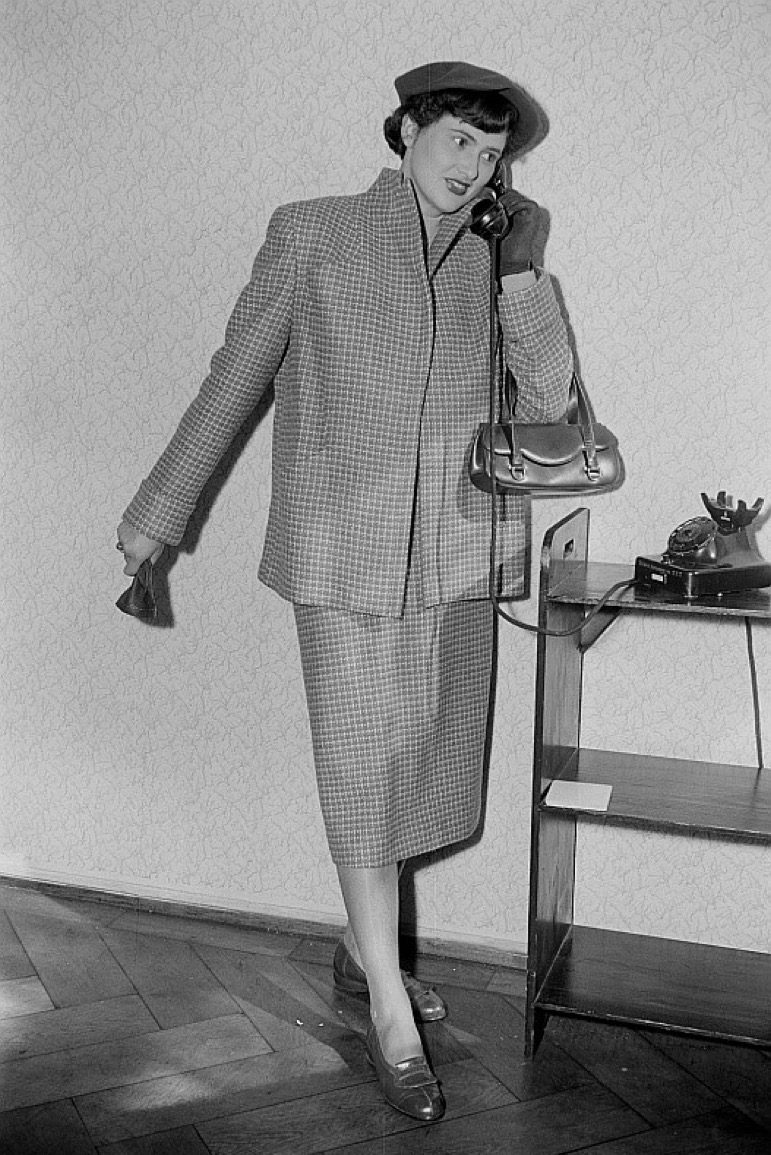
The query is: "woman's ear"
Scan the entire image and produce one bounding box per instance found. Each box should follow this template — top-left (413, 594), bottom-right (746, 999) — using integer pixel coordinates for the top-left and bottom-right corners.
top-left (400, 114), bottom-right (419, 150)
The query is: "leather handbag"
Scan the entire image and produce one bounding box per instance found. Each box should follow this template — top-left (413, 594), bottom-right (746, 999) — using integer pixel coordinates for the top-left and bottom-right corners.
top-left (469, 221), bottom-right (628, 637)
top-left (469, 371), bottom-right (623, 496)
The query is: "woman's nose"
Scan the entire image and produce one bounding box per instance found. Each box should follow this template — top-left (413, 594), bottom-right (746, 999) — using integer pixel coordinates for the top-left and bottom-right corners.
top-left (458, 154), bottom-right (479, 181)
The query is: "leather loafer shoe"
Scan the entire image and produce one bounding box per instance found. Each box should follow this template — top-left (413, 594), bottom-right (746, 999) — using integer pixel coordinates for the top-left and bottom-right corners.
top-left (333, 939), bottom-right (447, 1022)
top-left (365, 1023), bottom-right (445, 1122)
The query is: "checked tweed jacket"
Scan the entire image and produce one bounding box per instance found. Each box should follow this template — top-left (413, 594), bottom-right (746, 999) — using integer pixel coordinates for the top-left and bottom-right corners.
top-left (124, 168), bottom-right (573, 616)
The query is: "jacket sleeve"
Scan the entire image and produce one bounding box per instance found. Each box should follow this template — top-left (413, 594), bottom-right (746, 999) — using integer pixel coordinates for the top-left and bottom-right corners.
top-left (497, 270), bottom-right (573, 423)
top-left (122, 206), bottom-right (297, 544)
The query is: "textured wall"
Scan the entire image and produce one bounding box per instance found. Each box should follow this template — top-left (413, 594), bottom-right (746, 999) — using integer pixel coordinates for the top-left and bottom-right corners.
top-left (1, 0), bottom-right (769, 954)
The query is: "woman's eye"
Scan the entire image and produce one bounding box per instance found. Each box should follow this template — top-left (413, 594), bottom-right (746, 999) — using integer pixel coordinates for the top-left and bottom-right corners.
top-left (453, 136), bottom-right (466, 148)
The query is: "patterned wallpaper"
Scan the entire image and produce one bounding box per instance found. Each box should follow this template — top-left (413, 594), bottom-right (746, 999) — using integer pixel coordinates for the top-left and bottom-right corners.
top-left (1, 0), bottom-right (768, 955)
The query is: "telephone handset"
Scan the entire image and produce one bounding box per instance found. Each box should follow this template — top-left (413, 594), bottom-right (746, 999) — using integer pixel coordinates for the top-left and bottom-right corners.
top-left (635, 492), bottom-right (771, 598)
top-left (469, 169), bottom-right (510, 240)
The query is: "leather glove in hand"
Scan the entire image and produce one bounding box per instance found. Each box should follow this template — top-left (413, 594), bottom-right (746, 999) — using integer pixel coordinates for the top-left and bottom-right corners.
top-left (115, 519), bottom-right (164, 623)
top-left (116, 558), bottom-right (157, 622)
top-left (498, 190), bottom-right (541, 275)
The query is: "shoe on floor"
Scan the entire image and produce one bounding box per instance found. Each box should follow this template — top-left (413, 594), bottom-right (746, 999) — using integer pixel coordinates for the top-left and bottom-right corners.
top-left (365, 1022), bottom-right (446, 1122)
top-left (333, 938), bottom-right (448, 1022)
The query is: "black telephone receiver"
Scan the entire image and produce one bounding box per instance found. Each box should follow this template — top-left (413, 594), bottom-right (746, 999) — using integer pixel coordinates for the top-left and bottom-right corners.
top-left (470, 167), bottom-right (510, 240)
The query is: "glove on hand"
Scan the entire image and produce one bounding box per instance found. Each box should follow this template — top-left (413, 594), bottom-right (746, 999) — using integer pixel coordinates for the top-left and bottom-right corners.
top-left (498, 190), bottom-right (541, 275)
top-left (116, 559), bottom-right (157, 623)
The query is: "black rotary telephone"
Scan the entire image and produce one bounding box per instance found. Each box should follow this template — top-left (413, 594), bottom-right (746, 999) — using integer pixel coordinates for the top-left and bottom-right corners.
top-left (635, 492), bottom-right (771, 598)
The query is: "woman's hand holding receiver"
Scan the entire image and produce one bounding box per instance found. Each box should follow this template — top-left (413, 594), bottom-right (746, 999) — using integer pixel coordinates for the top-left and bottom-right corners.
top-left (498, 189), bottom-right (541, 275)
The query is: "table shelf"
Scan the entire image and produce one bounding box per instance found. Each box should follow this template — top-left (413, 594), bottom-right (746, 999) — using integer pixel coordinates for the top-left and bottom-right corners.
top-left (525, 508), bottom-right (771, 1058)
top-left (534, 926), bottom-right (771, 1047)
top-left (549, 561), bottom-right (771, 618)
top-left (541, 748), bottom-right (770, 841)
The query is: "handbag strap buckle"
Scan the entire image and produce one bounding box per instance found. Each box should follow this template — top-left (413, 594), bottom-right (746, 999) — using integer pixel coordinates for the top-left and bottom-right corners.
top-left (585, 452), bottom-right (601, 481)
top-left (571, 374), bottom-right (603, 482)
top-left (508, 425), bottom-right (526, 480)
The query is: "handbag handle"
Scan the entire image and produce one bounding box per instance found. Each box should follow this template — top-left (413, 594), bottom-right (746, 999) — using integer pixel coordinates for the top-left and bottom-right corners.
top-left (481, 236), bottom-right (631, 636)
top-left (508, 372), bottom-right (601, 483)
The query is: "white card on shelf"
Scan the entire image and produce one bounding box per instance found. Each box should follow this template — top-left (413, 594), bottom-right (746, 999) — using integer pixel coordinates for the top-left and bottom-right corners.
top-left (544, 780), bottom-right (613, 812)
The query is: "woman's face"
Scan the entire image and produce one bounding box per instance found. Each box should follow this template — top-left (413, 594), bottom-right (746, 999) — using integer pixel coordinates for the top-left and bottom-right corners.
top-left (400, 113), bottom-right (507, 232)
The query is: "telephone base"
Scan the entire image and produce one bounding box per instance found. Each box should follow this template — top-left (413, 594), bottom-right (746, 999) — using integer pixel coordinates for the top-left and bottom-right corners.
top-left (635, 553), bottom-right (771, 599)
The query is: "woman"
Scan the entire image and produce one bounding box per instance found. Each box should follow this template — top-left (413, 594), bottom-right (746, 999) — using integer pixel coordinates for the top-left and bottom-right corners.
top-left (117, 61), bottom-right (572, 1122)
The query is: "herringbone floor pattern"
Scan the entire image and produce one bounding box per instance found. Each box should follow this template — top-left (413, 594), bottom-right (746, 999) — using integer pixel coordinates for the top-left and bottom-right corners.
top-left (0, 882), bottom-right (768, 1153)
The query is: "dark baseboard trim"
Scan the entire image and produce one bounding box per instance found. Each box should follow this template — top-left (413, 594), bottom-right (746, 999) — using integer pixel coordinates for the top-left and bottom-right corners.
top-left (0, 874), bottom-right (527, 972)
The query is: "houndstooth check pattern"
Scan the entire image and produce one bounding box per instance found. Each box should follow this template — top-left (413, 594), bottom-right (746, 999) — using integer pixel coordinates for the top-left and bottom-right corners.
top-left (124, 168), bottom-right (572, 616)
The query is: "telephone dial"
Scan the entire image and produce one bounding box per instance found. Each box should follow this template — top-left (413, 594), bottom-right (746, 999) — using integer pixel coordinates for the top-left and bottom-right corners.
top-left (635, 492), bottom-right (771, 598)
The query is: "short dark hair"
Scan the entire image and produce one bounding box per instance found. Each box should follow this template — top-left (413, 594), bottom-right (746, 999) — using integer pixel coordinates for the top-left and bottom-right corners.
top-left (383, 89), bottom-right (518, 158)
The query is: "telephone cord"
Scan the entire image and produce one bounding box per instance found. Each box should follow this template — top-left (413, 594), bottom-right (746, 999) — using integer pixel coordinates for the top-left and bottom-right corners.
top-left (745, 618), bottom-right (765, 770)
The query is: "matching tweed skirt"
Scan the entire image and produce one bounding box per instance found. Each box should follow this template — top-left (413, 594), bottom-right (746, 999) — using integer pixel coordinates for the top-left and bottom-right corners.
top-left (293, 592), bottom-right (494, 868)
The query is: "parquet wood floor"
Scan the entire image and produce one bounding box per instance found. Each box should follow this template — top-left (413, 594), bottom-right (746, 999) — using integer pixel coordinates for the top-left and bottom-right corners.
top-left (0, 882), bottom-right (768, 1153)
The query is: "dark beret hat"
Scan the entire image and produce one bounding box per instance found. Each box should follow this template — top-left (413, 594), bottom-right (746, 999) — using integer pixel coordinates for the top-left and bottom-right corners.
top-left (394, 61), bottom-right (543, 154)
